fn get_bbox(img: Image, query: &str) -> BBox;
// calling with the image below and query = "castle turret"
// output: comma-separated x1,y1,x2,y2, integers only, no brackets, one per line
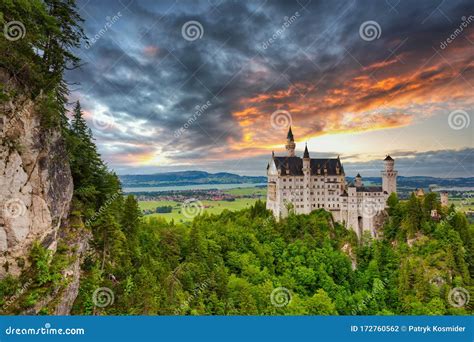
285,126,296,157
440,191,449,207
382,155,397,195
302,143,311,213
354,173,362,187
303,143,310,170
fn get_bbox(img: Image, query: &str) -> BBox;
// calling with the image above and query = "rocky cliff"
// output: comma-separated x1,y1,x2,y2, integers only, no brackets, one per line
0,70,88,314
0,70,73,277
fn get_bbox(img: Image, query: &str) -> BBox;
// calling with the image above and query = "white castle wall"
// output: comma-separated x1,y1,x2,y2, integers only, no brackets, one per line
266,153,397,239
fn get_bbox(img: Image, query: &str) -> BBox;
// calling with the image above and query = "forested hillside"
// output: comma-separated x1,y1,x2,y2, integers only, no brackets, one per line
119,171,266,188
0,0,472,316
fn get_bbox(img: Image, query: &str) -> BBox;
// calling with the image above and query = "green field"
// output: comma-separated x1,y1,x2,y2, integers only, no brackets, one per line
222,187,266,196
139,188,265,222
449,197,474,213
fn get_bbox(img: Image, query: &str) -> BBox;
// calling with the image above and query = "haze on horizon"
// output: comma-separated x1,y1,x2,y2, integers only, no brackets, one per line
67,0,473,177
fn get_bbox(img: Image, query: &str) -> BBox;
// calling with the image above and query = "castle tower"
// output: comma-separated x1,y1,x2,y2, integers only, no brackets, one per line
440,191,449,207
302,143,311,213
303,143,310,171
382,155,397,195
285,126,296,157
354,173,362,187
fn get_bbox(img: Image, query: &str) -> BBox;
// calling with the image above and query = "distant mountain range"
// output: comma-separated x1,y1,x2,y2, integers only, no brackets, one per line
348,176,474,189
119,171,473,189
119,171,267,188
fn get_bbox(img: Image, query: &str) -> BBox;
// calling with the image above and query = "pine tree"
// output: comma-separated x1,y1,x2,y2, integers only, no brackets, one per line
68,101,107,206
121,195,142,236
42,0,86,86
404,193,424,237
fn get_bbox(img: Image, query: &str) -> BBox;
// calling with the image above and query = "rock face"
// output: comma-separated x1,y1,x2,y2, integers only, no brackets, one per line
0,71,74,278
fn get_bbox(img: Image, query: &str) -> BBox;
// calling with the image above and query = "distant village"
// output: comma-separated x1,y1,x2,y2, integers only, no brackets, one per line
136,188,265,215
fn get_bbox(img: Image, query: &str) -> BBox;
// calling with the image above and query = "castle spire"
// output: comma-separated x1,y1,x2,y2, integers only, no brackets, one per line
287,126,294,141
285,126,296,157
303,143,309,159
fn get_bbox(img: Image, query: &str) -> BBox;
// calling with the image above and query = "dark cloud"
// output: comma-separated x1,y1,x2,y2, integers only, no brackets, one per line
67,0,474,175
343,148,474,178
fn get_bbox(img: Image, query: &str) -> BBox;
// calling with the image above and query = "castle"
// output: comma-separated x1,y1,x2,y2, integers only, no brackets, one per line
266,127,398,238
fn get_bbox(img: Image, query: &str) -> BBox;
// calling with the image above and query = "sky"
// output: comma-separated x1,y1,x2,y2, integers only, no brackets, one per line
67,0,474,177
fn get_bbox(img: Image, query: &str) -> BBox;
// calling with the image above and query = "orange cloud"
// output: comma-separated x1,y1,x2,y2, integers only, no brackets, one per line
228,46,473,155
